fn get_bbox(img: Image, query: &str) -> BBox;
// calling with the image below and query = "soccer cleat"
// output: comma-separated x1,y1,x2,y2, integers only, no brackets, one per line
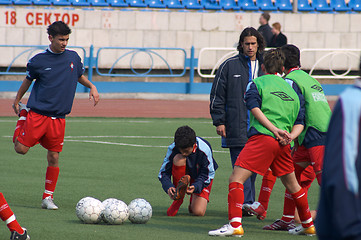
242,204,254,217
208,224,244,237
10,228,30,240
263,219,296,231
289,225,316,236
41,196,58,210
243,202,266,220
173,175,190,201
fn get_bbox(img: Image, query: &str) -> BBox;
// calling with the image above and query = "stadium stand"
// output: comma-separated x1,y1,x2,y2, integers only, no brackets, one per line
12,0,32,4
239,0,259,10
108,0,128,6
89,0,109,6
184,0,203,9
127,0,147,7
71,0,90,6
0,0,12,4
163,0,184,8
312,0,333,11
32,0,52,5
221,0,240,10
348,0,361,10
146,0,166,8
52,0,71,6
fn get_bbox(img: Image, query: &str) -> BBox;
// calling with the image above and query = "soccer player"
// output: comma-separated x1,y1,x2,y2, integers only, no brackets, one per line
210,27,265,213
12,21,99,210
246,44,331,230
158,126,218,216
0,192,30,240
208,48,315,237
316,60,361,240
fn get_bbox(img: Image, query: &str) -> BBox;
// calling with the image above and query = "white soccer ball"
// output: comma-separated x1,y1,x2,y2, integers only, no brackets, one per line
75,197,104,224
128,198,152,224
102,199,129,225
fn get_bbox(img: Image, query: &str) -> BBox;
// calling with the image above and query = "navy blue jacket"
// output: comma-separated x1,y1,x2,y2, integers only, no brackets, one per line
26,48,84,118
316,81,361,240
210,53,264,148
158,137,218,194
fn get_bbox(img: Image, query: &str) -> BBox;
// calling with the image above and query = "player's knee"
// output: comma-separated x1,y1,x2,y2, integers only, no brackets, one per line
190,206,206,216
14,143,29,155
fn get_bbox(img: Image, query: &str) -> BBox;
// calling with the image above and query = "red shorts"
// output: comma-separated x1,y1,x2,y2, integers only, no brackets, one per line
293,145,324,172
235,135,294,177
190,179,213,202
17,110,66,152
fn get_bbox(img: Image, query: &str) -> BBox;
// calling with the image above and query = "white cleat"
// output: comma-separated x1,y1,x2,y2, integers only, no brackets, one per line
289,225,316,236
42,196,58,210
208,224,244,237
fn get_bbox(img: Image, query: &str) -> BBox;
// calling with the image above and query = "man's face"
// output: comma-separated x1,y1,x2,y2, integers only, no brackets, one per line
179,144,196,157
259,16,266,25
49,34,69,53
241,36,259,61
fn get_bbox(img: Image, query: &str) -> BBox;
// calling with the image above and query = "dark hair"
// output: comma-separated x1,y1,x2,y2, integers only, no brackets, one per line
174,126,196,150
237,27,265,54
261,12,271,22
281,44,301,70
263,48,285,74
47,21,71,37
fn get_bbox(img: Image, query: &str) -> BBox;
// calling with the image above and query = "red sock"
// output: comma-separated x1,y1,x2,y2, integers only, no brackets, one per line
228,182,243,228
258,169,276,210
43,166,60,199
13,110,28,143
281,190,295,222
299,165,315,190
172,165,186,186
167,199,184,216
0,193,24,234
291,189,313,228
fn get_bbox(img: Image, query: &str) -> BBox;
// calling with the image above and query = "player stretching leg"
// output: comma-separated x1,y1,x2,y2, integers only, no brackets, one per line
12,21,99,210
208,49,315,237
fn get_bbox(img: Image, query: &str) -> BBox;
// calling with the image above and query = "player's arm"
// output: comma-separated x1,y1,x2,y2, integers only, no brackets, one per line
78,75,100,106
12,78,32,115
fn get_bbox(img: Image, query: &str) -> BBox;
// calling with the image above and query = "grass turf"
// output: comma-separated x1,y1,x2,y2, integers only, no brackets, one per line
0,117,319,239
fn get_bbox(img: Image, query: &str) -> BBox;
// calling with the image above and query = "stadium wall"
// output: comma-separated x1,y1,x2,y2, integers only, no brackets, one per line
1,6,361,70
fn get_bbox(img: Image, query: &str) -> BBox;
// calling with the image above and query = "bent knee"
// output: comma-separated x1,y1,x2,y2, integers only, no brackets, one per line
14,143,29,155
190,208,206,216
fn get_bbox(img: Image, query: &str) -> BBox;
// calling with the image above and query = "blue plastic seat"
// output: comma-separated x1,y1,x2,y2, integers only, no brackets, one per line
348,0,361,10
257,0,278,10
203,0,222,9
184,0,203,9
163,0,183,7
297,0,314,11
330,0,350,10
0,0,12,4
127,0,147,7
275,0,292,10
89,0,109,6
53,0,71,5
72,0,90,6
33,0,52,5
108,0,128,6
311,0,333,11
13,0,32,4
238,0,258,9
146,0,166,8
221,0,241,9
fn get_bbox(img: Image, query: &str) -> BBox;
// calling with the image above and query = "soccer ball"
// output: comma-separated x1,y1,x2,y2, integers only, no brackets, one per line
102,198,129,225
75,197,104,224
128,198,152,224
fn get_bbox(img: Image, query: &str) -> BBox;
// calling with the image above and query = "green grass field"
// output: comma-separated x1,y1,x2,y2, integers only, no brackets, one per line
0,117,319,239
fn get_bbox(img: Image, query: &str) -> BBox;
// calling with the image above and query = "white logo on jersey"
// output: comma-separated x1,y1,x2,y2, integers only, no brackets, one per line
45,68,51,71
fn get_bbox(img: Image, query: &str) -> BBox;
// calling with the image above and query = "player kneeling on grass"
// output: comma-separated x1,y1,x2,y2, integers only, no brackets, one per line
208,48,316,237
158,126,218,216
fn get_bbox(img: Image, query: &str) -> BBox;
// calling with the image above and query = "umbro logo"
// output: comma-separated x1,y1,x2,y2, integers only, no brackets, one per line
311,85,323,92
233,74,241,78
44,68,51,71
270,92,294,101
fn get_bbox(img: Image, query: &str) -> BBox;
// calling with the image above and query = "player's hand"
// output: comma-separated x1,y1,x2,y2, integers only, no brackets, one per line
167,187,176,199
186,185,195,195
12,102,20,115
89,86,100,106
216,125,226,137
275,129,291,146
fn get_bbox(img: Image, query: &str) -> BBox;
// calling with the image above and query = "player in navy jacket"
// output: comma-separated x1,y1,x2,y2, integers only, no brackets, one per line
316,76,361,240
158,126,218,216
11,21,99,210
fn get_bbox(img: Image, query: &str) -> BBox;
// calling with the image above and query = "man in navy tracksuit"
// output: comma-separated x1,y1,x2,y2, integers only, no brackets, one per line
316,63,361,240
158,126,218,216
210,27,265,212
